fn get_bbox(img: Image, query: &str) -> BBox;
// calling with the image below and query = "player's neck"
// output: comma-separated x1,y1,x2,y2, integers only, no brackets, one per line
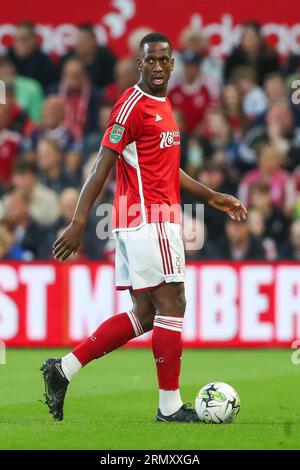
137,81,167,98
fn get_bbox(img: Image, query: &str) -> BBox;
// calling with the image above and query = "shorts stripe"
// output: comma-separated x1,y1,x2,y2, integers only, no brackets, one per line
156,223,168,275
160,223,174,274
157,223,173,275
157,223,171,274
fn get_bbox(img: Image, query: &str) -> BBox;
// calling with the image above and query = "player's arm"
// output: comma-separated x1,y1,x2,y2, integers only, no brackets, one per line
53,146,118,261
179,168,247,221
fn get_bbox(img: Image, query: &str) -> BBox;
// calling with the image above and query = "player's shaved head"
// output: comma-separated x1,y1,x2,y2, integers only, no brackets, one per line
139,32,172,57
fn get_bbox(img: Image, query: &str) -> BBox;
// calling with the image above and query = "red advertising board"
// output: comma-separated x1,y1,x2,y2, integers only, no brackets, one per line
1,261,300,348
0,0,300,57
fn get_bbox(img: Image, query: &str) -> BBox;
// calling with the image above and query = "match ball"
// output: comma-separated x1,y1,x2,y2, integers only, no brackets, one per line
195,382,240,424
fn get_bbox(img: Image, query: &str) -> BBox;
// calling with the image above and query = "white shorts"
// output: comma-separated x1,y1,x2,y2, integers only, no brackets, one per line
114,222,185,292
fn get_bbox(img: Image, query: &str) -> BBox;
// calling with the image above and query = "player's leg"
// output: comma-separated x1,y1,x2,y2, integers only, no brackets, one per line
149,281,199,422
63,289,155,374
130,289,156,332
41,290,155,420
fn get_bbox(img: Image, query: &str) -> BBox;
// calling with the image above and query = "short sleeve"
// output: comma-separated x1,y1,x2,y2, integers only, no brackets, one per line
101,94,143,155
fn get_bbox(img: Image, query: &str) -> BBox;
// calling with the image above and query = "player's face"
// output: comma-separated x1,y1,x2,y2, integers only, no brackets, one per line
137,42,174,96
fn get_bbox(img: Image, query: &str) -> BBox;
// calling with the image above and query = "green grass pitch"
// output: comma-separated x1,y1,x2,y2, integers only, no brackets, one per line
0,348,299,450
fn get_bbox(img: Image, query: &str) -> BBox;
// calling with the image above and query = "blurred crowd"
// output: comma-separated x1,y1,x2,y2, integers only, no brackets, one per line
0,20,300,262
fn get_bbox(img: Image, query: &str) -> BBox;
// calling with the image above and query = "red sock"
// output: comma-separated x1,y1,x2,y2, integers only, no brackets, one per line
152,315,184,390
73,310,143,366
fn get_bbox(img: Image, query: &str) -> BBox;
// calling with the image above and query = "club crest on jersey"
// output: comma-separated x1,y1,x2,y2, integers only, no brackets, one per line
110,124,125,143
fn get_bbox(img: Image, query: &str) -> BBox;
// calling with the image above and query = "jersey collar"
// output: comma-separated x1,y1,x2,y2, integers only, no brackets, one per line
134,84,166,102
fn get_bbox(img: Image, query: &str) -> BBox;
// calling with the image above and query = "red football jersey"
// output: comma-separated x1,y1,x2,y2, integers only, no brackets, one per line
168,79,213,133
101,84,181,231
0,129,20,186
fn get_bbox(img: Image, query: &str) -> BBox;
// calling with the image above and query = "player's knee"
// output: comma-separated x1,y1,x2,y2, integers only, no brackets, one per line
177,289,186,314
172,289,186,316
157,287,186,316
135,307,155,333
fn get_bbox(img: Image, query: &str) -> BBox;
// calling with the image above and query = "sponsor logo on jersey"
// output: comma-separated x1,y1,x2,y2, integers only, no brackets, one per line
110,124,125,143
155,114,163,121
160,130,180,148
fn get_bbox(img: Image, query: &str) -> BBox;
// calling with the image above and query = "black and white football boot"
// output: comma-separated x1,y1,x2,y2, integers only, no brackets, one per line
41,358,69,421
156,403,201,423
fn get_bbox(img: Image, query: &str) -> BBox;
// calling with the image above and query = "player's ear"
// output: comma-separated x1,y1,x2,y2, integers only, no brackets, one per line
170,58,175,72
136,58,143,72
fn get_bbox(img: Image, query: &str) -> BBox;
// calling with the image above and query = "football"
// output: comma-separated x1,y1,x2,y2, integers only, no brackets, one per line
195,382,240,424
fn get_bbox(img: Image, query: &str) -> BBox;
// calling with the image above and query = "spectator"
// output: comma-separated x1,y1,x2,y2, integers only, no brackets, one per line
4,81,32,136
0,103,21,188
221,82,250,138
0,220,29,260
64,149,82,187
48,188,110,260
182,214,220,260
36,138,77,193
168,50,215,134
249,181,290,246
259,73,300,125
224,21,279,85
238,145,296,216
247,207,278,260
49,58,101,139
202,110,240,166
24,95,77,152
0,57,44,122
5,21,57,90
82,104,112,161
169,27,222,96
11,160,60,226
263,73,289,103
183,111,239,187
184,138,205,179
232,66,269,119
2,189,47,259
219,218,266,260
247,207,266,238
103,58,139,104
59,23,116,89
282,53,300,79
280,219,300,260
238,100,300,169
182,162,231,244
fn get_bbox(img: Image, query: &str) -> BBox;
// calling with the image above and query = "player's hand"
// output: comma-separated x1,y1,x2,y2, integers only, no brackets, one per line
52,221,85,261
208,192,247,221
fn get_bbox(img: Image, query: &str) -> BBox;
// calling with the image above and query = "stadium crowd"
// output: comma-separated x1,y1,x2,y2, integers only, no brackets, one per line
0,20,300,262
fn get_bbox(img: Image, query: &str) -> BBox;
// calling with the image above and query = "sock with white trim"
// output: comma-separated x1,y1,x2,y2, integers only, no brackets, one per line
159,389,183,416
152,315,184,415
64,310,143,378
61,353,82,382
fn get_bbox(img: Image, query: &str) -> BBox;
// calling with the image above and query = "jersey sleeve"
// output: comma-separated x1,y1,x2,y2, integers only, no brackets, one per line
101,94,143,155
